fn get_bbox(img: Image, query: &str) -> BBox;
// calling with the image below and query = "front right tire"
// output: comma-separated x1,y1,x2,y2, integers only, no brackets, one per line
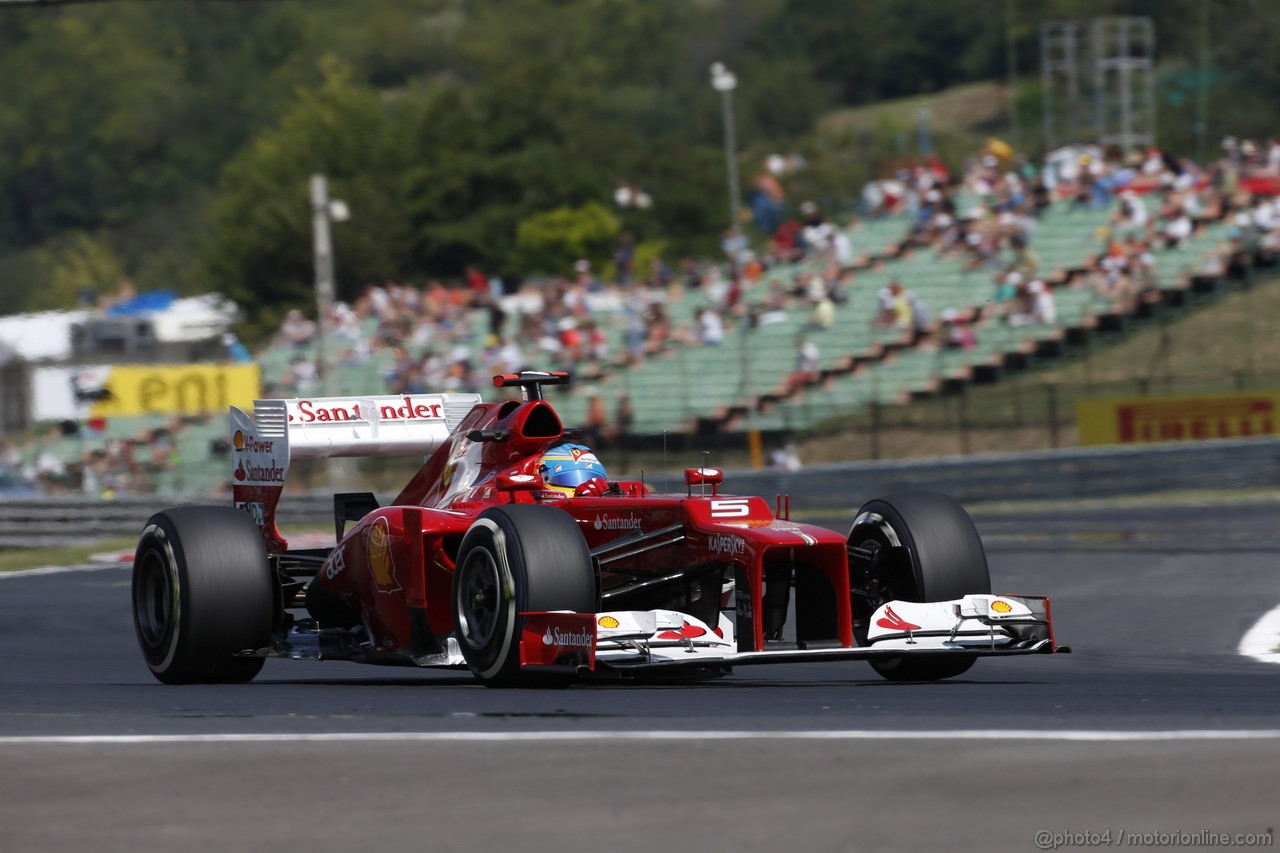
848,491,991,682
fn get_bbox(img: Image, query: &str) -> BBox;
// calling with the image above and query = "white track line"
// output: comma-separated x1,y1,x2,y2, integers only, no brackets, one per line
1239,602,1280,664
0,563,126,580
3,730,1280,746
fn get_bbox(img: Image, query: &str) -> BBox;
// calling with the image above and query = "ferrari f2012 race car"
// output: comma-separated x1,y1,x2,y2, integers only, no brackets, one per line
131,371,1064,686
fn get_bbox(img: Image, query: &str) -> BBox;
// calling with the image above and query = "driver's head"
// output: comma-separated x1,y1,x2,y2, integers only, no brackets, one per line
538,443,607,496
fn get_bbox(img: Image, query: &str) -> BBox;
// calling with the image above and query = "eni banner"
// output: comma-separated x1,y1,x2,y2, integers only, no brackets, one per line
1076,393,1280,446
91,363,261,417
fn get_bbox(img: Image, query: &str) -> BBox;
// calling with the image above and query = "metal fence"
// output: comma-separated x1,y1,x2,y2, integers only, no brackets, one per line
795,370,1280,462
729,434,1280,509
5,435,1279,549
0,493,335,550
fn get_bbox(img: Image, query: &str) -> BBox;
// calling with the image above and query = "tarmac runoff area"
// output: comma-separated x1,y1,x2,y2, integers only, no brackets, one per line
0,500,1278,851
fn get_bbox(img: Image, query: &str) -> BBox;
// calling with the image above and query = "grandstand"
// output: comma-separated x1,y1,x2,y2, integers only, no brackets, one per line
7,149,1266,496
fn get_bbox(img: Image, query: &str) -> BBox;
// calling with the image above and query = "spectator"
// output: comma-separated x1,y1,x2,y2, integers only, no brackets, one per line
221,332,252,364
874,283,898,328
584,392,609,446
769,441,801,471
613,232,635,285
278,309,316,346
941,309,976,350
696,307,724,345
889,281,916,331
787,334,820,391
1009,279,1056,326
614,393,634,439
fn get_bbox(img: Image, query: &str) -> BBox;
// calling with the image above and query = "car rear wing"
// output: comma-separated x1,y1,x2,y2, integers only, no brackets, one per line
229,393,481,552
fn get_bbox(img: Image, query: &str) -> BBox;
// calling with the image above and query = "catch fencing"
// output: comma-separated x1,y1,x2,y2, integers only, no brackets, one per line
729,434,1280,510
3,436,1279,549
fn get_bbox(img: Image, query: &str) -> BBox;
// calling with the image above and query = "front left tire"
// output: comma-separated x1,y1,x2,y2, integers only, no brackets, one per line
453,505,596,687
132,506,274,684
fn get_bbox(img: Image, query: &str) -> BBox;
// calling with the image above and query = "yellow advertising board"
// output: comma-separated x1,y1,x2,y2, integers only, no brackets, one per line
1076,392,1280,446
90,363,261,417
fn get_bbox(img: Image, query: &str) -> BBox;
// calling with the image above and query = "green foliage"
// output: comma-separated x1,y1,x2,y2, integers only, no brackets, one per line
29,232,126,312
513,202,621,276
616,239,668,284
207,57,417,337
3,0,1280,324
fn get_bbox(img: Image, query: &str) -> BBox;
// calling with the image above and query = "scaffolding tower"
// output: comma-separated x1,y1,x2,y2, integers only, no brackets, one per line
1091,16,1157,153
1040,20,1087,150
1040,16,1156,154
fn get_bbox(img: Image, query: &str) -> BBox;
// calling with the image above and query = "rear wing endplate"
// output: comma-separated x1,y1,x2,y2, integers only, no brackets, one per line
229,392,481,552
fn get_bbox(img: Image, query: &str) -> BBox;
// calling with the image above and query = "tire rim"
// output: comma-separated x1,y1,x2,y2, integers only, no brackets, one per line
849,510,902,548
135,548,173,649
849,510,910,642
456,548,502,649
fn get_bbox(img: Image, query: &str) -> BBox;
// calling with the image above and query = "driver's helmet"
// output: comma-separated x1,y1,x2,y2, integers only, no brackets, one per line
538,443,607,496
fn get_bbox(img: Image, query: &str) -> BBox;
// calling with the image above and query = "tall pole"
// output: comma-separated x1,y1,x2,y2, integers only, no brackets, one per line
720,87,741,235
310,174,337,399
1196,0,1210,161
712,62,759,466
1005,0,1019,151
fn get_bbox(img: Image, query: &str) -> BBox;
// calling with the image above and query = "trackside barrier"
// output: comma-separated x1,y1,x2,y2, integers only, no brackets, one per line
0,494,336,550
724,434,1280,509
3,435,1279,548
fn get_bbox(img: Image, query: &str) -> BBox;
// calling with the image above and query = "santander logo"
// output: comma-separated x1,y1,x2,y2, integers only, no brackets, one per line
541,625,594,648
592,513,642,532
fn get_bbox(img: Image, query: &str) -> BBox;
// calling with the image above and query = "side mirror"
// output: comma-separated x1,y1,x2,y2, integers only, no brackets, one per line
684,467,722,495
495,472,539,491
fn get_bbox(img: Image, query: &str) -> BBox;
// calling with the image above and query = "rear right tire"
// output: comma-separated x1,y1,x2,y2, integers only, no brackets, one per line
132,506,274,684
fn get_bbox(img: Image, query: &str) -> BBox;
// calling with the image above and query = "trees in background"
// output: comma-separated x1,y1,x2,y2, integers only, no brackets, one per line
1,0,1278,329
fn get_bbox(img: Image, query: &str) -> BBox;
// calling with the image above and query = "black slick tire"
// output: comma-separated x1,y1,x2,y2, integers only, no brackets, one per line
848,491,990,682
132,506,274,684
452,505,596,687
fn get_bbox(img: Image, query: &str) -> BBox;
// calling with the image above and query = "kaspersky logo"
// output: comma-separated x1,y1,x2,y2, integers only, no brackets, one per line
592,513,642,532
541,626,594,648
708,533,746,555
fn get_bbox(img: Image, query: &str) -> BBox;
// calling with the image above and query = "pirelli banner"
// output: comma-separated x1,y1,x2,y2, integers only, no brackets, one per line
1076,392,1280,446
32,363,261,421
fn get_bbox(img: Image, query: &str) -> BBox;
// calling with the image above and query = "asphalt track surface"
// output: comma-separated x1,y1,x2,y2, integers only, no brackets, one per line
2,502,1278,851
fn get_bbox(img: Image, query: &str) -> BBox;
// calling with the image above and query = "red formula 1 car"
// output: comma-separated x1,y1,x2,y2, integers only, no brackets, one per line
131,371,1064,687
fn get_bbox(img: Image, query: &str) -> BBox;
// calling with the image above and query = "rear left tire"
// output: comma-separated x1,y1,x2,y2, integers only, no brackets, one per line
132,506,274,684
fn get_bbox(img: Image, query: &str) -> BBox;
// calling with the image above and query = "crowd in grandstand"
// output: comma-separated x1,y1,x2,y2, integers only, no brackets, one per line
9,134,1280,496
0,415,216,498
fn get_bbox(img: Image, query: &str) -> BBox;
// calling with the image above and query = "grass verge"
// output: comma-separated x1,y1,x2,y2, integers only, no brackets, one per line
0,537,138,574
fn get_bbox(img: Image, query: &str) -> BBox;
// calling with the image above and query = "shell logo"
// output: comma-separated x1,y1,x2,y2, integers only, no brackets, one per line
598,616,620,629
233,430,245,451
991,600,1013,613
367,517,400,593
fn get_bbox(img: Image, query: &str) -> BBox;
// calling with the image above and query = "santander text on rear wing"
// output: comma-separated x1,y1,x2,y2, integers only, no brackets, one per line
229,392,481,551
